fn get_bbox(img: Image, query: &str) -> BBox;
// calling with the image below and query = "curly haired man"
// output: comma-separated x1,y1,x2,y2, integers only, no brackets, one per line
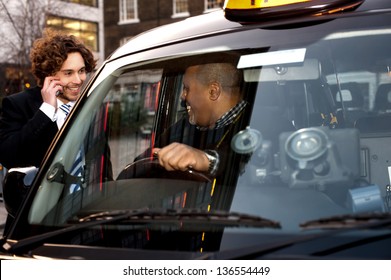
0,29,97,169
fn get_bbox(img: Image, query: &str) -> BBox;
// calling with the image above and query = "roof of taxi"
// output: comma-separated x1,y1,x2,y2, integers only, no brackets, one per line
108,0,391,61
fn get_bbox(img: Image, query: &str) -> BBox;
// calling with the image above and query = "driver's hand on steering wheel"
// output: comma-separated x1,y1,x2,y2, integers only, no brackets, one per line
153,142,209,172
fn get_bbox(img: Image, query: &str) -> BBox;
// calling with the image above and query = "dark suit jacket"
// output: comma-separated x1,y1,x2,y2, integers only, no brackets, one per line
0,86,58,169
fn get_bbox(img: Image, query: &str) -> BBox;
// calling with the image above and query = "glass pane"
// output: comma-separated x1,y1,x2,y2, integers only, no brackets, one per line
206,0,223,10
120,0,136,21
46,16,98,52
126,0,135,19
175,0,188,14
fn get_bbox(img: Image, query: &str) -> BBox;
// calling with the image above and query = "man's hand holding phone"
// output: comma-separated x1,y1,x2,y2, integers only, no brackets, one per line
41,76,63,107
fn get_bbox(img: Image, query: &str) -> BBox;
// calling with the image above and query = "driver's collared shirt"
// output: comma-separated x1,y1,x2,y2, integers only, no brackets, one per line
196,100,248,175
196,100,247,131
214,100,247,130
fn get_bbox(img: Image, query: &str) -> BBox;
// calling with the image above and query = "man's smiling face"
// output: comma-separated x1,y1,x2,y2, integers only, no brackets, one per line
55,52,87,103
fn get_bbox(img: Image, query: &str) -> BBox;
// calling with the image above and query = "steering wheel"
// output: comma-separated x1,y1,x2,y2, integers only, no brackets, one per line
116,158,211,182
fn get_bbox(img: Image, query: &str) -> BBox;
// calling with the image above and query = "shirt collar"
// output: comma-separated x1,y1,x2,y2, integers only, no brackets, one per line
197,100,247,130
57,100,75,108
214,100,247,129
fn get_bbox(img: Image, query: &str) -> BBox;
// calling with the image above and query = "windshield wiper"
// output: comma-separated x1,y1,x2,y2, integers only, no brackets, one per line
77,208,281,228
199,213,391,260
200,213,391,260
3,208,280,255
2,208,150,255
300,212,391,230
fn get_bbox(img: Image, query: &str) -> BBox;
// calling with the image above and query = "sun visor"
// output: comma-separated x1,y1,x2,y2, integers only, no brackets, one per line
243,59,320,82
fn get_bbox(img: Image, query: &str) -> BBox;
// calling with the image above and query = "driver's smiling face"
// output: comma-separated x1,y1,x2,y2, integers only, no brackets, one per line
181,65,214,128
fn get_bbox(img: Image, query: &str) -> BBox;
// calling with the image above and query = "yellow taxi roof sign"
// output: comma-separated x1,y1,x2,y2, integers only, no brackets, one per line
224,0,364,23
224,0,310,10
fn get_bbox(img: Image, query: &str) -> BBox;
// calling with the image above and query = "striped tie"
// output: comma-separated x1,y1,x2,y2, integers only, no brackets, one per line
59,103,83,193
59,104,71,116
70,145,84,193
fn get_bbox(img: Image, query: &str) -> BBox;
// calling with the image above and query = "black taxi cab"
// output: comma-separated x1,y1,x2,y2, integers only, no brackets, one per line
1,0,391,259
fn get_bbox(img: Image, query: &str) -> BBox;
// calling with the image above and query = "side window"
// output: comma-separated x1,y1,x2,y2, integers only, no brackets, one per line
103,70,162,178
29,68,163,224
106,58,255,212
31,56,256,224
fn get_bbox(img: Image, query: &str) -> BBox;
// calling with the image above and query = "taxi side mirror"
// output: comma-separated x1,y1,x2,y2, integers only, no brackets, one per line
3,166,38,219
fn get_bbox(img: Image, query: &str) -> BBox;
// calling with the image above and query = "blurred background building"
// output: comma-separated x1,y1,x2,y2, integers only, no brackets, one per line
0,0,104,98
104,0,223,59
0,0,223,199
0,0,223,99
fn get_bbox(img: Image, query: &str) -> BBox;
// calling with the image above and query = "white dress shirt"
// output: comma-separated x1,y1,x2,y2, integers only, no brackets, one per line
40,100,75,129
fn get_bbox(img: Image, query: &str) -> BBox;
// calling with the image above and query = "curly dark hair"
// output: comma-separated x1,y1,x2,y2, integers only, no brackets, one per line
30,28,97,86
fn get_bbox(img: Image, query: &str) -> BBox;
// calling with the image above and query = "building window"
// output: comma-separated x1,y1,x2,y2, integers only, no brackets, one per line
61,0,98,7
46,16,99,52
120,36,133,47
119,0,139,23
173,0,189,18
205,0,224,10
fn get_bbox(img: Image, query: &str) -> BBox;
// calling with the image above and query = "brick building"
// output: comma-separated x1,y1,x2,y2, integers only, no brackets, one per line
103,0,224,59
